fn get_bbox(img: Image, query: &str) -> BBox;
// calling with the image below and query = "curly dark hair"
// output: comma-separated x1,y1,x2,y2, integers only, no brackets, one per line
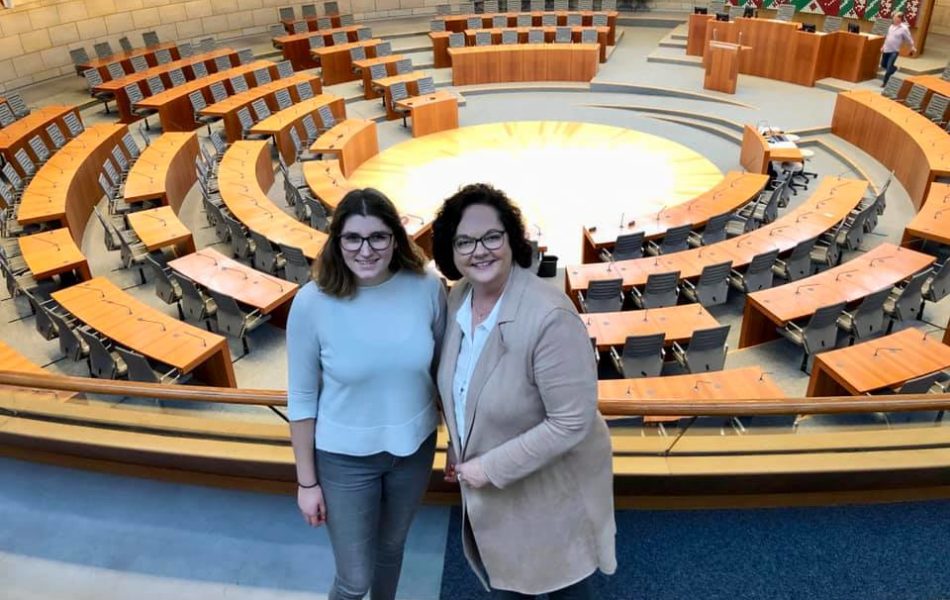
317,188,425,298
431,183,533,281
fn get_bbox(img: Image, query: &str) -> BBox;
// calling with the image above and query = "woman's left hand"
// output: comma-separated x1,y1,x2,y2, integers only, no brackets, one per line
456,457,490,488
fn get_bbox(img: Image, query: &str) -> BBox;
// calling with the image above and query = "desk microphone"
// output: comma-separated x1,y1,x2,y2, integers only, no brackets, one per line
795,211,814,223
29,236,61,250
873,346,901,357
933,207,950,220
758,371,774,382
834,269,857,282
175,329,208,347
692,379,714,392
77,284,106,298
829,182,849,195
769,225,791,236
867,255,893,267
606,253,616,273
795,283,820,295
655,205,668,224
136,316,167,331
254,276,286,292
141,212,167,226
102,298,133,314
194,252,220,266
619,212,625,229
221,265,249,279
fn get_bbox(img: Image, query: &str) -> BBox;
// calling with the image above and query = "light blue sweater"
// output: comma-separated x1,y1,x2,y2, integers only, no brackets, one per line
286,269,446,457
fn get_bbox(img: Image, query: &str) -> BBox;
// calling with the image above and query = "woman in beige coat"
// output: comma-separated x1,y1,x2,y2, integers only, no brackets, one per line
431,183,616,599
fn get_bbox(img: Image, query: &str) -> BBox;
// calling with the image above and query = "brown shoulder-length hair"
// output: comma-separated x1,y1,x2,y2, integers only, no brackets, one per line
431,183,534,281
316,188,425,298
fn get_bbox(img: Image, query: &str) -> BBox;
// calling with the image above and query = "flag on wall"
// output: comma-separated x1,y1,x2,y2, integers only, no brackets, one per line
731,0,918,26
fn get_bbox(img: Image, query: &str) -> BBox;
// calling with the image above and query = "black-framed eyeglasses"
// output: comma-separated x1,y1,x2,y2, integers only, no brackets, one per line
453,229,506,255
339,231,393,252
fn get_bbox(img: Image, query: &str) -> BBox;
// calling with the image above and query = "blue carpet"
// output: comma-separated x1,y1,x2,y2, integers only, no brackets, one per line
440,501,950,599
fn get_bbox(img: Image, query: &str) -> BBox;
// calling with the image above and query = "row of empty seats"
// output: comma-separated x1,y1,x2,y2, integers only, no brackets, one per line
69,31,164,70
435,0,617,13
0,94,32,128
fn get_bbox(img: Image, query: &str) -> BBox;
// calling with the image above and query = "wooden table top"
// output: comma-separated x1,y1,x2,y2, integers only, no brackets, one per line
747,243,935,326
274,24,362,45
567,177,868,292
460,24,609,36
448,42,600,56
126,206,193,252
352,54,406,70
905,74,950,98
584,304,719,348
78,42,178,71
52,277,226,373
0,340,76,400
18,228,88,280
94,48,235,93
310,118,375,153
199,73,320,117
168,248,298,314
903,182,950,246
812,327,950,395
598,366,785,405
218,140,327,259
16,123,127,227
136,60,276,109
583,171,769,247
0,105,77,152
370,71,428,89
249,94,344,134
311,38,381,57
301,159,353,211
124,132,198,204
394,90,458,110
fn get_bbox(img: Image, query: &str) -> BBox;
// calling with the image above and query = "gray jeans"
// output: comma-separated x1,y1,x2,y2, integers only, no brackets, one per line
318,432,436,600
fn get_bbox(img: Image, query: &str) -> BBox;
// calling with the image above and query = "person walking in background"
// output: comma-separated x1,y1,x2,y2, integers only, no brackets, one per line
881,12,917,87
286,188,446,600
431,183,616,599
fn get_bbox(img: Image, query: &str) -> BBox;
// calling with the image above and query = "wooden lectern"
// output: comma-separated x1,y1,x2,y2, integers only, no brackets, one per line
704,41,750,94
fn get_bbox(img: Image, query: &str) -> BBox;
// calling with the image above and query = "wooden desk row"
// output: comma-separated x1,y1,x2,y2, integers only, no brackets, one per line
309,119,379,178
16,123,129,245
897,75,950,123
436,11,618,45
275,25,366,70
17,227,91,282
689,15,883,86
395,91,461,138
77,42,180,81
168,248,298,328
311,38,383,85
127,206,196,256
808,327,950,397
832,90,950,211
739,125,803,175
739,243,935,348
0,105,81,180
199,73,323,143
302,159,353,211
448,43,599,85
123,132,200,213
249,94,346,165
581,171,770,263
566,177,868,299
0,340,76,401
371,72,429,120
585,304,719,348
280,13,347,33
52,278,236,388
430,26,609,68
218,140,328,260
95,48,240,125
901,182,950,248
135,60,278,133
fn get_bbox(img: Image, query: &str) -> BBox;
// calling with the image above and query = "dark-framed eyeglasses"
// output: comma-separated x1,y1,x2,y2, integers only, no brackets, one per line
453,229,506,255
339,231,393,252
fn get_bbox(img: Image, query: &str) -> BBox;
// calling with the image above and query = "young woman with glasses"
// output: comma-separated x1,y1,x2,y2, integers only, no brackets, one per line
431,183,616,599
286,188,446,600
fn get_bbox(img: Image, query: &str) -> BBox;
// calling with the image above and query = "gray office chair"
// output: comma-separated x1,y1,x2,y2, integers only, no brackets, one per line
145,255,184,318
279,244,313,284
143,31,161,47
130,55,149,73
900,83,927,112
671,325,730,373
646,223,692,256
609,333,666,379
772,236,817,282
578,278,623,313
24,291,60,341
223,214,256,260
601,232,644,262
274,88,293,110
922,261,950,304
189,91,220,135
47,311,89,362
475,31,492,45
449,32,466,47
517,14,533,26
554,27,572,43
884,269,929,330
924,95,948,126
250,231,287,275
681,261,732,307
881,76,904,101
778,301,845,373
296,80,315,101
78,329,128,379
115,347,189,384
836,287,891,344
84,69,114,113
729,249,779,293
207,289,270,355
171,272,217,329
215,55,234,72
94,41,114,59
630,271,680,309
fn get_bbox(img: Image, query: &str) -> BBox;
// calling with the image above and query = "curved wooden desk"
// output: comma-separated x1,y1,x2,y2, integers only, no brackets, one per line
52,278,235,387
134,60,277,132
566,177,868,299
249,94,346,165
200,74,322,143
16,123,128,245
901,182,950,248
123,132,199,212
585,304,719,348
353,55,407,100
311,39,382,85
77,42,180,80
581,171,769,263
0,105,81,179
808,327,950,397
0,341,76,400
739,125,803,175
448,43,599,85
394,91,460,138
276,25,364,70
897,75,950,123
126,206,196,256
94,48,239,124
310,119,379,177
168,248,298,328
437,11,618,44
431,26,609,66
218,140,328,260
739,243,935,348
18,228,92,282
302,159,353,210
832,90,950,210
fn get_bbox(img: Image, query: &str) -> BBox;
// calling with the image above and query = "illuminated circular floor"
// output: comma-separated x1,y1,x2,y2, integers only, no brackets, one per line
349,121,723,263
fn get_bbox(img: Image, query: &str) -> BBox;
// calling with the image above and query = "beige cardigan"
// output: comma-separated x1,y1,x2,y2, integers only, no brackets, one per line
437,266,616,594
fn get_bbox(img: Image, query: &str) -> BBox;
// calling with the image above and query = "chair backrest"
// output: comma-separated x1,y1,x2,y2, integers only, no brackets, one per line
484,0,500,11
781,236,817,282
376,41,392,56
340,13,354,25
254,67,272,86
502,30,518,44
224,215,254,258
78,329,122,379
115,347,163,383
84,68,104,91
554,0,569,9
14,148,35,177
192,61,209,79
102,158,121,186
117,36,133,53
146,76,165,95
230,74,249,93
896,372,947,394
528,29,544,43
822,15,842,33
302,3,318,17
275,88,293,110
449,32,466,47
517,14,532,27
279,244,312,284
47,311,85,361
93,205,122,251
189,90,208,113
924,94,948,122
279,6,296,20
578,0,593,9
942,62,950,81
658,223,692,254
871,17,890,36
850,287,892,339
350,45,367,61
882,76,903,100
682,325,730,373
390,80,409,104
206,288,248,337
209,81,229,103
251,98,271,121
742,249,779,291
776,3,795,21
584,278,623,313
694,260,732,307
301,114,320,142
395,57,413,73
305,195,330,231
45,122,68,150
437,4,452,14
70,47,90,66
924,260,950,303
581,28,598,43
107,62,126,80
640,271,680,309
215,55,233,72
619,333,665,378
905,84,927,111
271,23,288,38
368,63,388,81
318,104,337,129
28,136,50,163
567,13,582,25
98,172,115,198
417,76,437,95
467,16,482,28
94,41,114,59
332,31,348,45
296,80,315,100
317,17,333,29
3,161,23,191
200,37,216,52
554,26,572,43
891,269,929,321
611,232,644,261
169,271,209,321
111,145,129,172
493,15,508,27
475,31,492,45
169,68,186,87
292,20,308,34
542,13,557,26
130,55,149,73
63,112,84,138
728,4,744,19
143,31,160,46
801,301,846,353
309,34,326,49
155,48,172,65
178,42,194,58
0,103,13,128
325,1,341,14
237,48,255,65
237,106,255,131
357,27,372,41
530,0,544,10
592,13,608,26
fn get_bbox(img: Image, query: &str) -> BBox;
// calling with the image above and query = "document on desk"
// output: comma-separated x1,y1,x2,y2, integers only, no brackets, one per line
768,140,797,149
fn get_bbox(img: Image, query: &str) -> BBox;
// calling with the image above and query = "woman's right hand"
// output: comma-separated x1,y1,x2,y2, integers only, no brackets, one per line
298,485,327,527
444,443,459,483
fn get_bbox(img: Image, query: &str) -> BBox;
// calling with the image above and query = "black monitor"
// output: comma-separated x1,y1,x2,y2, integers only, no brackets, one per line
847,23,860,33
715,11,729,21
694,6,708,14
742,5,754,18
802,23,816,33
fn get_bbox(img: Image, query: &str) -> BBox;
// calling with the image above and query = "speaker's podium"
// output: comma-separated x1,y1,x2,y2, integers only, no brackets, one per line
703,41,750,94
